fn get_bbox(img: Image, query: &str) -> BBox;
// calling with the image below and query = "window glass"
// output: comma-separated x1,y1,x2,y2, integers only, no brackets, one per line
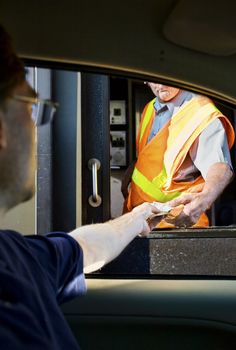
7,63,236,276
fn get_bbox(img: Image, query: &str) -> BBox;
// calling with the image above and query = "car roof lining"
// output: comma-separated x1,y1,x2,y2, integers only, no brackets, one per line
163,0,236,56
2,0,236,100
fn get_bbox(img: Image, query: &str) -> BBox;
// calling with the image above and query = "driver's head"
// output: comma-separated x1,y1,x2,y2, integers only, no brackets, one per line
0,24,36,212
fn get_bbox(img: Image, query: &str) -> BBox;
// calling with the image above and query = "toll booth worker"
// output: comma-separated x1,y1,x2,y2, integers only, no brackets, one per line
122,83,235,228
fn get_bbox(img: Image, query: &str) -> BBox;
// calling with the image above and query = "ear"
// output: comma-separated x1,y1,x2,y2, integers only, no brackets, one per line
0,114,7,150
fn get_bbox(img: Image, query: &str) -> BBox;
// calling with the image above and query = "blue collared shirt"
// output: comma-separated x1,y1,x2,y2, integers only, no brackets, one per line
148,90,193,142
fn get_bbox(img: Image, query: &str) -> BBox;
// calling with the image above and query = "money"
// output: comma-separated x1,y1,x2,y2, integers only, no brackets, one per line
151,202,172,216
148,202,184,220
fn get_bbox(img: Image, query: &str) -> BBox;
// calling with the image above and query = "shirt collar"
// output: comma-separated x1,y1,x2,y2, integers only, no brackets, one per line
153,90,193,114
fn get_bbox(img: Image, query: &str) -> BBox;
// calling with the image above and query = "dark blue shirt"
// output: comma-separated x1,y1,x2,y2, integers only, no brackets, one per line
0,230,86,349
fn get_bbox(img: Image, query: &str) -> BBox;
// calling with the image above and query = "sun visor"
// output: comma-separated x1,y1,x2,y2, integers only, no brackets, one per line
163,0,236,56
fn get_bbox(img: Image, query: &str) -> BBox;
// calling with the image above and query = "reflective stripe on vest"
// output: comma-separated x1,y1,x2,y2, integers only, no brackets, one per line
139,98,156,143
132,166,181,202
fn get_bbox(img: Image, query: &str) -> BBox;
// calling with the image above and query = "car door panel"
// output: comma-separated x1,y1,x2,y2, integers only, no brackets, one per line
62,278,236,349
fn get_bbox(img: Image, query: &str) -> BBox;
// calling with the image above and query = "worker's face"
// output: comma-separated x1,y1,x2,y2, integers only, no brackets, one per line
0,80,36,210
147,83,180,102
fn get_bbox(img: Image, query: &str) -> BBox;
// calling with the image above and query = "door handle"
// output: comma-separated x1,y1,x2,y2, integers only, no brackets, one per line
88,158,102,207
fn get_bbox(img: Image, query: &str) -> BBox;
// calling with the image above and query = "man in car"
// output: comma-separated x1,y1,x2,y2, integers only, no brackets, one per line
122,82,235,228
0,25,160,349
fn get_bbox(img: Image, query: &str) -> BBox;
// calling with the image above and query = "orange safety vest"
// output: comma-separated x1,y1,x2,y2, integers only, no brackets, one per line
125,95,235,227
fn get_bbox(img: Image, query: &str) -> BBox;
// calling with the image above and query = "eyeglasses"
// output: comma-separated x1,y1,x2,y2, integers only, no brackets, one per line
12,95,59,126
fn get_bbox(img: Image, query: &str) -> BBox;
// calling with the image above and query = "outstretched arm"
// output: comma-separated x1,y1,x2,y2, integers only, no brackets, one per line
69,202,159,273
167,162,233,227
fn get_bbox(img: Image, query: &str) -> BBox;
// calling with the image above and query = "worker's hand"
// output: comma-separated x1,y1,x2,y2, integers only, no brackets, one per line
167,192,210,227
131,202,162,235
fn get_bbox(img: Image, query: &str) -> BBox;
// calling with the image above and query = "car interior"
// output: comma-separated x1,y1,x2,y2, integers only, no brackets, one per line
1,0,236,349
